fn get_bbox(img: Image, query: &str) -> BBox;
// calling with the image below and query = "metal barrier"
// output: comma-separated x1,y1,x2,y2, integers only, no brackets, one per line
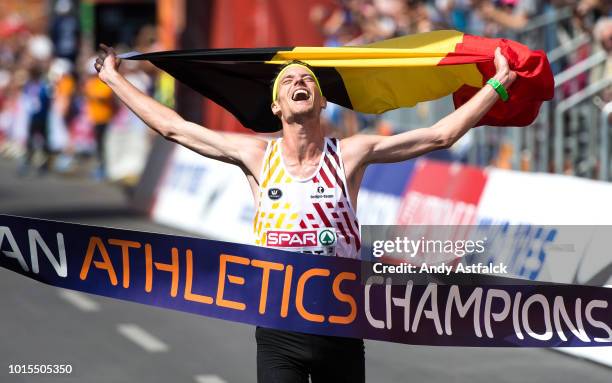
553,50,608,89
385,6,609,183
554,77,612,174
600,102,612,181
519,7,572,36
515,6,572,51
512,50,608,174
532,51,607,172
547,34,590,65
469,6,578,171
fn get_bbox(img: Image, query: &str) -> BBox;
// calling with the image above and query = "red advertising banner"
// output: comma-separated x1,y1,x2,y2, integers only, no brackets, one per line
396,160,488,225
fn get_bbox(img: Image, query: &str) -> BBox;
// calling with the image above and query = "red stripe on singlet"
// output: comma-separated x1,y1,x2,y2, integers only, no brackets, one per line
335,221,351,245
313,202,333,227
342,211,361,250
323,156,348,200
317,165,333,188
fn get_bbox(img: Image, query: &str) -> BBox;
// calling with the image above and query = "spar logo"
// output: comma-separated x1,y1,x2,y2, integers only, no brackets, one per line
267,231,318,247
319,229,336,246
266,229,337,248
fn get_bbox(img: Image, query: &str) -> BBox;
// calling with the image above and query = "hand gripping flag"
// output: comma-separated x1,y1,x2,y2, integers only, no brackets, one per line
124,30,554,133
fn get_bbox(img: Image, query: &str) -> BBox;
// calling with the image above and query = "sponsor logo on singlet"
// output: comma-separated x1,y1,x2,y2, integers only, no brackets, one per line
268,188,282,200
310,185,333,200
318,229,336,246
266,228,337,249
266,230,317,247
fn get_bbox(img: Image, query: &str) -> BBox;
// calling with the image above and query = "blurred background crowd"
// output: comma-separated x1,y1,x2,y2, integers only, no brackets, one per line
0,0,610,186
0,0,161,186
309,0,611,177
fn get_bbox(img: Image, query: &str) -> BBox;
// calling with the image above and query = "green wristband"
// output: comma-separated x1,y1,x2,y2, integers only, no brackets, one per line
486,78,509,102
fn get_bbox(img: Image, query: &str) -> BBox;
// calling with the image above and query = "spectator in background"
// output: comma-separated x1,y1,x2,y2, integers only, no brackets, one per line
20,64,52,175
477,0,541,31
477,0,544,48
50,0,79,64
47,58,76,155
83,58,114,180
592,17,612,103
436,0,471,31
0,69,10,135
310,0,369,46
593,17,612,52
436,0,495,35
577,0,612,19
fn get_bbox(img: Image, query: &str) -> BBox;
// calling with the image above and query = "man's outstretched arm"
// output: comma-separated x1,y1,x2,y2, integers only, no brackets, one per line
341,47,517,168
94,45,267,170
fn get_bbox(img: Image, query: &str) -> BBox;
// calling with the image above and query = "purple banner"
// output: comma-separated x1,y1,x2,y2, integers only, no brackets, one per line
0,214,610,347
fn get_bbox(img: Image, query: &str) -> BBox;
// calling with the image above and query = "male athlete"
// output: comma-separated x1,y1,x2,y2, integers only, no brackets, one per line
95,44,515,383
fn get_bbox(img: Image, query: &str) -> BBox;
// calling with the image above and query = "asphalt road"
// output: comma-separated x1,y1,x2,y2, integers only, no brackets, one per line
0,159,610,383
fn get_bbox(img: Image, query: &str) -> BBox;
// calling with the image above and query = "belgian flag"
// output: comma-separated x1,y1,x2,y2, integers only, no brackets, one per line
125,30,553,133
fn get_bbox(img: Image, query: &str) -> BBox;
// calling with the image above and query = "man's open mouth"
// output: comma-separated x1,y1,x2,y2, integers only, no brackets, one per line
292,89,310,101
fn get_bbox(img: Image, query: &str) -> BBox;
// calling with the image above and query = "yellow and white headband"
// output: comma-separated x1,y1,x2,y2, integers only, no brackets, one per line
272,63,323,102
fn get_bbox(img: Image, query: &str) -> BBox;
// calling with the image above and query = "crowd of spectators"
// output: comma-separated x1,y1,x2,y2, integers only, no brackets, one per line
0,0,610,181
309,0,611,138
0,4,158,184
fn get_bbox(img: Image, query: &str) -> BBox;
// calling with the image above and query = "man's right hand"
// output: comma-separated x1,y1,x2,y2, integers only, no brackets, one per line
94,44,121,84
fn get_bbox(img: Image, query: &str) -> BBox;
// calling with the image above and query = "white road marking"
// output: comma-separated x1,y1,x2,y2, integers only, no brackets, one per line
58,290,100,312
194,375,227,383
117,324,169,352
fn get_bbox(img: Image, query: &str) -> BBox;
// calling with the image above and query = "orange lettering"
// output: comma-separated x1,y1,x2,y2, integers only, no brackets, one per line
80,237,117,286
108,238,141,288
144,244,153,292
184,249,213,304
329,272,357,324
281,265,293,318
216,254,249,311
251,259,284,314
296,268,330,323
154,247,180,297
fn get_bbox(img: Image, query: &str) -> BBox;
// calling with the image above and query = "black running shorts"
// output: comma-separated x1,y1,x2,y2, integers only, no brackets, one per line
256,326,365,383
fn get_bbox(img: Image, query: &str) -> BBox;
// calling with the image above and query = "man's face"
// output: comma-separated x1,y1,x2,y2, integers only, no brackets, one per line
271,65,326,123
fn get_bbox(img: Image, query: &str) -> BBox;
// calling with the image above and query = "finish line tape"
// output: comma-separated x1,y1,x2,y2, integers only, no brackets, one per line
0,214,610,347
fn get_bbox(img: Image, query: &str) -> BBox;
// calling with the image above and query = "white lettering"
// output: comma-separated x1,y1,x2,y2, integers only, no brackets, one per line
411,284,443,335
585,300,612,343
522,294,553,341
484,289,511,338
445,285,483,337
365,276,385,329
28,230,67,277
0,226,28,272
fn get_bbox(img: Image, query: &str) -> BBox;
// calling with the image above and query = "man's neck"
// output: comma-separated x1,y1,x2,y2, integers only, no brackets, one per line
281,120,325,164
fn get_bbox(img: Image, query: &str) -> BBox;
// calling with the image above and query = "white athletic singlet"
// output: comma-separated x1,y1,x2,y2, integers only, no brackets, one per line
253,137,361,259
